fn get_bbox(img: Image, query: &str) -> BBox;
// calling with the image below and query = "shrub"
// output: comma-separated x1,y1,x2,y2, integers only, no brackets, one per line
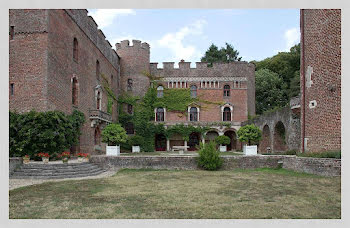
9,110,85,157
101,123,127,146
285,150,298,155
215,135,230,145
237,124,262,145
128,135,144,146
297,151,341,159
197,141,223,171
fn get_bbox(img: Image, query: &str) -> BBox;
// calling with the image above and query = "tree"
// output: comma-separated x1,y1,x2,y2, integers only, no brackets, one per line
237,124,262,146
215,135,230,146
255,69,288,114
101,123,127,146
201,43,242,65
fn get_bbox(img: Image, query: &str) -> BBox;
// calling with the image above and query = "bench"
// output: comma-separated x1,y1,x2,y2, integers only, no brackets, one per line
172,146,189,155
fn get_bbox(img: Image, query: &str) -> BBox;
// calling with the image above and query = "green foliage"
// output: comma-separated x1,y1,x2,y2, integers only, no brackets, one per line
201,43,242,66
252,43,300,113
107,97,113,115
101,123,127,146
156,88,193,112
255,69,288,114
215,135,230,145
128,135,144,146
166,124,209,142
196,142,223,171
237,124,262,146
298,151,341,159
9,110,85,157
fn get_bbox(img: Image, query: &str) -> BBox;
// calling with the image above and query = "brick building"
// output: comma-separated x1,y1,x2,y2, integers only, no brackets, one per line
300,9,341,153
9,9,255,154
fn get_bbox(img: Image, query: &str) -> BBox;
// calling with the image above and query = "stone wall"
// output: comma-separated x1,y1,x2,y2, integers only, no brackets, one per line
244,106,301,153
90,155,340,176
9,157,23,176
301,9,341,152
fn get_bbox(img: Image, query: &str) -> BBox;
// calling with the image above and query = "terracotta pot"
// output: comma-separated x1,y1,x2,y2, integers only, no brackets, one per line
23,158,30,164
62,157,69,163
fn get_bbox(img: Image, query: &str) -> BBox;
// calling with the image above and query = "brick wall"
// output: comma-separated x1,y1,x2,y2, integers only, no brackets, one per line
301,9,341,152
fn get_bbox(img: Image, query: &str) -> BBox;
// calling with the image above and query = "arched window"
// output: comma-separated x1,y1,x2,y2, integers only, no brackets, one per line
224,85,230,97
190,85,197,98
190,107,198,122
156,107,165,122
127,104,133,114
157,86,164,98
72,77,78,105
96,60,100,81
73,38,78,62
223,107,231,121
96,91,101,110
94,127,100,145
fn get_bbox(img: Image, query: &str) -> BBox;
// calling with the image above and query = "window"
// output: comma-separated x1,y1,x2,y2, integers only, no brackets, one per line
190,85,197,98
127,104,133,114
189,107,198,122
72,77,78,105
96,60,100,81
127,79,133,91
125,122,134,134
223,107,231,121
157,86,164,98
96,91,101,110
236,81,239,88
10,83,14,96
9,26,14,40
156,108,164,122
73,38,78,62
224,85,230,97
94,127,101,145
111,74,114,88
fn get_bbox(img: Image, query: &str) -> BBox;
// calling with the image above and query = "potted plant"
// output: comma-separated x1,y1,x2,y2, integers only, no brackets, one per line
61,151,70,163
237,124,262,156
129,135,144,153
102,123,127,156
215,135,231,152
77,153,89,162
37,152,50,163
23,155,30,164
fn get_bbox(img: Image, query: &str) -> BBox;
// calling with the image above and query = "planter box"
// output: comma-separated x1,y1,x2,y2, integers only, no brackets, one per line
42,157,49,164
132,146,140,153
219,145,227,152
106,145,120,156
243,145,258,156
78,157,84,162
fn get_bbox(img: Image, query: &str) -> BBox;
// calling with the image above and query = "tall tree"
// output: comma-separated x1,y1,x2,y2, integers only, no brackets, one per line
201,43,242,65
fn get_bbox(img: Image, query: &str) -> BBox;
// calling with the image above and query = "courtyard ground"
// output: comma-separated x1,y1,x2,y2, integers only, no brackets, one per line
9,168,340,219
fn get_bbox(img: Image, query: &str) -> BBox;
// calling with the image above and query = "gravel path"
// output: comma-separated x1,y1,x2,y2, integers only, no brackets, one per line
9,169,119,191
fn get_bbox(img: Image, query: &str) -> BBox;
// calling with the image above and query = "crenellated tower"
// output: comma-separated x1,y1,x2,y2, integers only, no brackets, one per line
116,40,151,97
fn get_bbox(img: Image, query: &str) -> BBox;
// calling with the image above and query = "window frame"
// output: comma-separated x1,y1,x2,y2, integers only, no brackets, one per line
189,107,198,122
223,85,230,97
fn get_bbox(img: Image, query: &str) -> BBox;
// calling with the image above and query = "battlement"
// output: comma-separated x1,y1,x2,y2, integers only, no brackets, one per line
116,39,150,51
64,9,119,69
150,60,255,71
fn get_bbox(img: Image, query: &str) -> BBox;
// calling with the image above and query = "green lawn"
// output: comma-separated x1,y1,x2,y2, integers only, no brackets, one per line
9,168,341,219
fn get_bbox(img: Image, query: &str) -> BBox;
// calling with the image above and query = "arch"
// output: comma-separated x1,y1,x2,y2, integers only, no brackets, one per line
259,124,271,153
188,132,200,151
156,107,165,122
223,84,230,97
190,85,197,98
157,85,164,98
71,76,78,105
273,121,287,152
224,130,237,151
96,60,100,81
205,130,219,144
73,38,78,62
155,133,166,151
189,107,198,121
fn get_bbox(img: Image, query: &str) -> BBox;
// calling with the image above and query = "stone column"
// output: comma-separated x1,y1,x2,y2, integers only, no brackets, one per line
167,139,170,151
184,140,188,151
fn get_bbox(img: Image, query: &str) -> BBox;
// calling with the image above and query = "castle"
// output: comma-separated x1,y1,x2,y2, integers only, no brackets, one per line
9,9,255,155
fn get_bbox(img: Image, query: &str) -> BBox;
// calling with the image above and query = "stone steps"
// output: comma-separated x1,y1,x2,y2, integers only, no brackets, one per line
10,162,106,179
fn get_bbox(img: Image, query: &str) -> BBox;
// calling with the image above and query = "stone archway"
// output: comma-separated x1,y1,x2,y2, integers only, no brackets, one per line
259,125,271,153
205,130,219,144
224,130,237,151
188,132,201,151
273,121,288,152
155,134,166,151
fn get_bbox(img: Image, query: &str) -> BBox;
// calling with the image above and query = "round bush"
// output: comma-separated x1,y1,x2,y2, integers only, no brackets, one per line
215,135,230,145
101,123,127,146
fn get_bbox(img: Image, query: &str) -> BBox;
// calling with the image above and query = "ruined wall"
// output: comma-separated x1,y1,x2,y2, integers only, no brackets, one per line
301,9,341,153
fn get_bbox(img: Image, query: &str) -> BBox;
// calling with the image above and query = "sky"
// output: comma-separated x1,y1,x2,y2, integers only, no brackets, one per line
88,9,300,67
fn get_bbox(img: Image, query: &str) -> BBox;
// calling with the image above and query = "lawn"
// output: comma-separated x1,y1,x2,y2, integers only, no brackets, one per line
9,168,341,219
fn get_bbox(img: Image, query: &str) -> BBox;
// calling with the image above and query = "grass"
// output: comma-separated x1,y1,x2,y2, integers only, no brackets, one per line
9,168,340,219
